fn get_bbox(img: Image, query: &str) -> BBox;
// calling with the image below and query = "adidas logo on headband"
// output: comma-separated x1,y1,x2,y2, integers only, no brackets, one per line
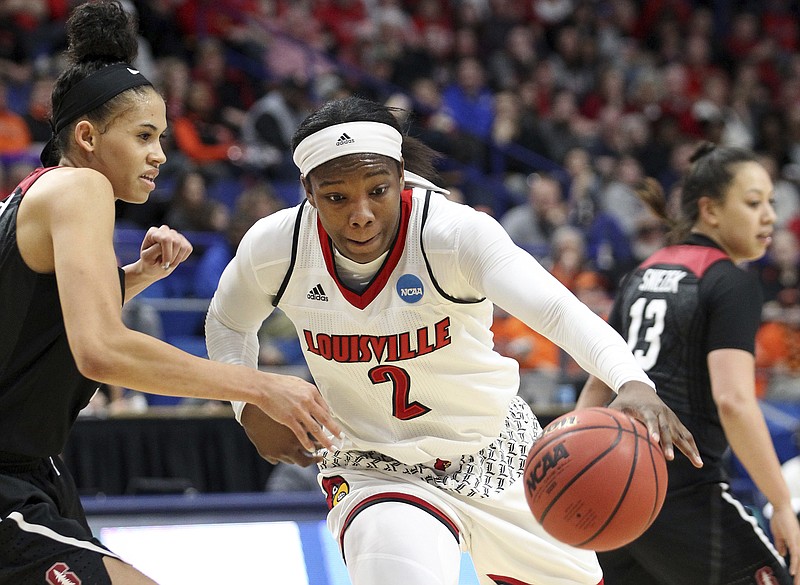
293,121,403,175
336,133,355,146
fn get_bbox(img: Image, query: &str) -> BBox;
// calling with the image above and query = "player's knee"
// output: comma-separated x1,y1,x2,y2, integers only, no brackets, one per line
343,502,461,585
343,500,460,558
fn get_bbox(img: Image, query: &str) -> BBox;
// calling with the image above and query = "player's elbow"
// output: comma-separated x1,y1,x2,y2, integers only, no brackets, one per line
714,390,752,420
69,328,129,381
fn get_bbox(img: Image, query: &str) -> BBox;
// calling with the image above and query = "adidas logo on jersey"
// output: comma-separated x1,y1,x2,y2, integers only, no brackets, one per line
307,284,329,301
336,133,355,146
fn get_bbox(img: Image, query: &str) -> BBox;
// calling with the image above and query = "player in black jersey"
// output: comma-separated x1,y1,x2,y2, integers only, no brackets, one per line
0,2,339,584
577,143,800,585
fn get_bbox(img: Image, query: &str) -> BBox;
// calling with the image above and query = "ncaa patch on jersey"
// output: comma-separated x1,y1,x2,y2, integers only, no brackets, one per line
396,274,424,303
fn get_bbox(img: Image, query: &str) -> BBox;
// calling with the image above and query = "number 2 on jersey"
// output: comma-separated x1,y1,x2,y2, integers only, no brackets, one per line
369,364,431,420
626,297,667,370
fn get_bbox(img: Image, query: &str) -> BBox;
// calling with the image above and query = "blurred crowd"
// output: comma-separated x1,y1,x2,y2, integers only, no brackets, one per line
3,0,800,409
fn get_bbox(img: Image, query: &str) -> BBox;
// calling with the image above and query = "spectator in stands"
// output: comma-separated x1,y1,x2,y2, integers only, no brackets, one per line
22,75,54,147
537,87,589,164
4,156,36,194
754,228,800,307
659,138,699,196
155,56,190,122
235,181,286,220
580,65,628,120
598,154,649,237
409,0,454,44
190,36,255,133
133,0,190,60
441,56,495,158
759,153,800,230
573,269,612,320
500,172,567,258
194,203,302,368
564,145,602,218
261,1,333,82
546,225,592,292
240,77,314,181
0,80,31,154
165,168,229,234
630,214,668,264
193,211,254,301
549,22,597,99
658,62,699,138
487,23,538,92
406,77,459,161
0,2,34,85
563,146,634,290
755,109,793,170
313,0,370,63
171,79,240,179
757,287,800,400
193,184,284,300
490,305,560,405
490,90,546,179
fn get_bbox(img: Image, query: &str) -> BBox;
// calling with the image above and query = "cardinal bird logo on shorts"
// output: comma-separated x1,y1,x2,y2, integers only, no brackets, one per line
322,476,349,509
46,562,82,585
434,458,451,471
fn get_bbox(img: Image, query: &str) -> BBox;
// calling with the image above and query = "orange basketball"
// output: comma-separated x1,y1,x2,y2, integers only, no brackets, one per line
523,407,667,551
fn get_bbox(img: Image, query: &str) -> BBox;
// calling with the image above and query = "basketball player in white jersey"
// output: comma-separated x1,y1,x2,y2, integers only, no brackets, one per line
205,96,702,585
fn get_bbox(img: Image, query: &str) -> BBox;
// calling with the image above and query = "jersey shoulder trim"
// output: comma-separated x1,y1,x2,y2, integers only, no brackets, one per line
1,167,59,203
420,190,484,305
272,201,307,307
640,244,728,277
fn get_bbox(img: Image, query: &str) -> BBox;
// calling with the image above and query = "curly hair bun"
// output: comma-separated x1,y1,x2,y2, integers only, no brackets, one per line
66,0,138,66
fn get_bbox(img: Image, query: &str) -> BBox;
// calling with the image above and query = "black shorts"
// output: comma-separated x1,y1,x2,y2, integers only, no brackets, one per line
0,454,116,585
598,482,791,585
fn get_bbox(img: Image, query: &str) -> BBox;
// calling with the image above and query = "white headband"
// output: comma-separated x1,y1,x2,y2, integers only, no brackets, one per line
292,121,403,176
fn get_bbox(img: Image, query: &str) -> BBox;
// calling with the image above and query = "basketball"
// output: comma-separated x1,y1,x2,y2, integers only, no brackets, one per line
523,406,667,551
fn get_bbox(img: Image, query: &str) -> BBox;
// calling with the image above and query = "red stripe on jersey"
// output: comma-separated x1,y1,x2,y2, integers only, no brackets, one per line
339,490,459,562
1,167,59,202
318,189,413,310
640,245,728,277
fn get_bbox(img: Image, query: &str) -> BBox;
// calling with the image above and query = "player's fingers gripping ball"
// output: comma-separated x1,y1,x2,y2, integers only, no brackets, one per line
523,407,668,551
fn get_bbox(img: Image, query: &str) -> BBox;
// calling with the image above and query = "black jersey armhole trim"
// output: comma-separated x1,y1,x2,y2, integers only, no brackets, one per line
420,190,485,305
272,201,306,307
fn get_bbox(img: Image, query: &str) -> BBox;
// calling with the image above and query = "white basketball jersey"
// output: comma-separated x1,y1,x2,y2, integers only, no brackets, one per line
275,188,519,465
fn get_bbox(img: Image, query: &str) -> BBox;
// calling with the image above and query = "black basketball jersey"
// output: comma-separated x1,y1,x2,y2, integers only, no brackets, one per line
609,234,763,488
0,168,117,458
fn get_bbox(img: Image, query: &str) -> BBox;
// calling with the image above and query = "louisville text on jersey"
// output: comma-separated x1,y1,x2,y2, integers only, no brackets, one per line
304,317,451,363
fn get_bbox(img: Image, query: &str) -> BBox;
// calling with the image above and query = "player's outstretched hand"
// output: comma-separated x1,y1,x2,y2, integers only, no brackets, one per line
770,503,800,584
138,224,193,277
250,371,342,454
610,381,703,469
